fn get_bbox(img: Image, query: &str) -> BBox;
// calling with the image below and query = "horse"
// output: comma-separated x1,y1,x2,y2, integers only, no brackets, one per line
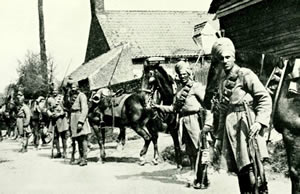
204,51,300,194
272,58,300,194
1,95,18,139
92,63,179,166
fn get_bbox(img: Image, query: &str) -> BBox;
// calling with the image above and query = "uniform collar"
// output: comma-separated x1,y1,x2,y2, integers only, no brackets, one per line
226,64,240,81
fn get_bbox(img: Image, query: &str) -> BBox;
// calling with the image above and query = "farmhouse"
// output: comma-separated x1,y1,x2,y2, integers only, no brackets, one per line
209,0,300,58
68,0,216,91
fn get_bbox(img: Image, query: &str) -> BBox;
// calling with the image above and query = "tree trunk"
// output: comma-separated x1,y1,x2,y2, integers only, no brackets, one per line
38,0,48,86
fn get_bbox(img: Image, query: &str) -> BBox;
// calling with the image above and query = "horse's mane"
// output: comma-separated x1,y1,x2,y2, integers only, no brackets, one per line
154,66,174,105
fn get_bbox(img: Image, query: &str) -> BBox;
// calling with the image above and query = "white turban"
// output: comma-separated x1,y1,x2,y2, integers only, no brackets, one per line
211,37,236,60
175,61,192,75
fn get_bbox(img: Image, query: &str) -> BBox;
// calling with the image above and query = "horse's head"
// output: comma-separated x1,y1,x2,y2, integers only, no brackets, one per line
91,88,114,110
142,64,175,105
204,60,225,110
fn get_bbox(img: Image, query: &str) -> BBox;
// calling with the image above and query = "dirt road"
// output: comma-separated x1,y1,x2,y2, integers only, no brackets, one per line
0,132,291,194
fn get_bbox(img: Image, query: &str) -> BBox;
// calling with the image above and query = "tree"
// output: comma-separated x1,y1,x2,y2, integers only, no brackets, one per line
17,51,55,99
38,0,48,85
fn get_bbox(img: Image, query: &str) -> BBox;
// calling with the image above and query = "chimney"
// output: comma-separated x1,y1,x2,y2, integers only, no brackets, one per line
90,0,105,15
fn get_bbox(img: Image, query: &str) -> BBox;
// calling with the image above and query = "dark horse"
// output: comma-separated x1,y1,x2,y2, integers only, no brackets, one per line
1,95,18,139
204,51,300,194
273,58,300,194
94,64,180,166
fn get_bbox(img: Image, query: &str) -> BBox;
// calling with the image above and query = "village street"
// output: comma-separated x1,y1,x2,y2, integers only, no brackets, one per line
0,131,291,194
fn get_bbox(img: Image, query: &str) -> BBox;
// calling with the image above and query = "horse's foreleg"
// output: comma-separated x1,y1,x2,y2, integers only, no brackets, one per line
117,127,126,151
282,128,300,194
93,125,105,163
134,126,151,165
151,134,159,165
146,122,160,165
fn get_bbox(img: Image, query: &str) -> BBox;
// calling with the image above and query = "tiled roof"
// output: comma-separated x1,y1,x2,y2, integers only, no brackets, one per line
95,10,214,58
69,44,137,90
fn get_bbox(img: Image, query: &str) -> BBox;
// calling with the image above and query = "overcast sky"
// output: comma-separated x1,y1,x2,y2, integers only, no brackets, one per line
0,0,212,93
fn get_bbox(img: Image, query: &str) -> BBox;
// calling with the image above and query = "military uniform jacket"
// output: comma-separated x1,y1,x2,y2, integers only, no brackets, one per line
70,92,91,137
16,103,31,134
47,95,69,133
217,65,272,172
158,80,213,150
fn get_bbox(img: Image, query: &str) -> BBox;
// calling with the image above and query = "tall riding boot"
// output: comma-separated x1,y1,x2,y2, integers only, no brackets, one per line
24,135,29,152
70,138,77,165
238,165,256,194
13,126,19,140
53,136,62,158
36,128,42,149
101,127,106,147
62,137,67,158
20,135,28,153
79,136,88,166
77,137,84,164
19,136,26,153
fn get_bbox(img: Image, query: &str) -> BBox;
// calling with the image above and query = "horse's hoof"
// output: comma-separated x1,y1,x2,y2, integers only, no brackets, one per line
139,157,146,166
177,165,183,171
116,143,124,151
139,161,146,166
100,150,106,158
152,158,159,165
97,158,105,164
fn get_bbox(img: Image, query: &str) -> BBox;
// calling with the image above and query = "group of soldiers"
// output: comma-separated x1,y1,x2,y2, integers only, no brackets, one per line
0,37,272,194
1,79,92,166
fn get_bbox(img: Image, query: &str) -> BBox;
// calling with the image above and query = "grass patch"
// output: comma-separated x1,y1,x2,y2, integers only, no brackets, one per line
161,140,289,177
267,140,289,177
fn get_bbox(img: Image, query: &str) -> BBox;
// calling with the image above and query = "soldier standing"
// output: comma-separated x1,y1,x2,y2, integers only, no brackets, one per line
31,96,45,149
212,37,272,194
153,61,213,189
69,81,91,166
47,87,69,158
16,90,31,153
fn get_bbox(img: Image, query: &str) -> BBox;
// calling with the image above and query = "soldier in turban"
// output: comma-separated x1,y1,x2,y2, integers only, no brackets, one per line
153,60,213,189
46,84,69,158
69,81,91,166
212,38,271,194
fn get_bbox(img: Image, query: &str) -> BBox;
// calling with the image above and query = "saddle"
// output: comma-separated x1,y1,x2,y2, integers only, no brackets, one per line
104,94,131,117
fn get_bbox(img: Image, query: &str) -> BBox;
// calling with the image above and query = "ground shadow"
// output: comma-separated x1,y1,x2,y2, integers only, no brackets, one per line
116,168,186,185
103,156,140,163
0,159,12,164
104,145,118,149
53,156,140,165
37,152,52,158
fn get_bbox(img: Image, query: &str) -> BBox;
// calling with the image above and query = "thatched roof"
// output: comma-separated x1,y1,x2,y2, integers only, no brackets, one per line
93,8,214,58
69,44,137,91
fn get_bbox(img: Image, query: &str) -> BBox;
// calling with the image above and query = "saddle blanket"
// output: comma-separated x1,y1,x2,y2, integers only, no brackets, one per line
104,94,131,117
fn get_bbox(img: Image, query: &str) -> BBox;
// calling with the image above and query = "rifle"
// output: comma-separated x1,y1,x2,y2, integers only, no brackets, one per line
193,130,210,189
243,101,268,194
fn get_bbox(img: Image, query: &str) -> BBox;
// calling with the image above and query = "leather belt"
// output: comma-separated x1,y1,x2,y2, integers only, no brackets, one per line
179,110,200,117
229,104,252,112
